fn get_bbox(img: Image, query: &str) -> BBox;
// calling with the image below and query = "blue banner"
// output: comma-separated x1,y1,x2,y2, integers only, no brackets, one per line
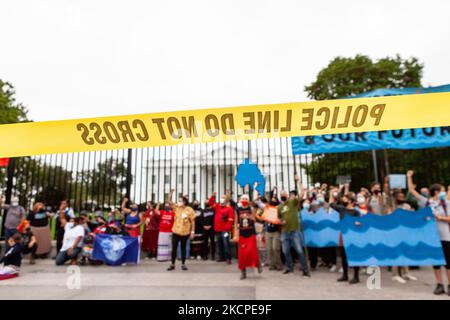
341,207,445,267
291,126,450,154
92,234,140,266
301,207,340,247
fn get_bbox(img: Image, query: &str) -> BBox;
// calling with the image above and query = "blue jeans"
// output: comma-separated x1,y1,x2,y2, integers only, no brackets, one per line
281,230,309,273
215,232,231,260
55,247,81,266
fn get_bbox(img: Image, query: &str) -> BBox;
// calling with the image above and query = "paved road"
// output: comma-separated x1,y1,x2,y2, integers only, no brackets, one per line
0,258,448,300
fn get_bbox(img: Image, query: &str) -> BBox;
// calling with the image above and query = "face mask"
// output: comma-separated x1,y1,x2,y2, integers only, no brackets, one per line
342,201,350,206
303,203,310,210
332,192,338,198
373,190,380,196
439,191,446,201
421,192,429,198
39,208,46,213
193,204,199,209
280,196,288,202
269,201,278,206
396,199,405,205
241,200,249,207
317,197,325,204
357,196,365,204
164,206,171,211
11,201,19,206
177,200,184,206
131,207,138,212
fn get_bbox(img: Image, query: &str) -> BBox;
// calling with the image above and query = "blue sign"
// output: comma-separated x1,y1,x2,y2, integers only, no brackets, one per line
235,159,265,196
301,207,340,247
291,126,450,154
341,207,445,267
92,234,140,266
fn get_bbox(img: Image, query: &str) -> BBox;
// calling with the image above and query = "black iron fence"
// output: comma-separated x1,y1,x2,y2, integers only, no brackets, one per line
0,138,312,213
1,138,449,236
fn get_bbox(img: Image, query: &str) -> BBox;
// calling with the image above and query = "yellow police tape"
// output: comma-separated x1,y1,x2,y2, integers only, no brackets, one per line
0,92,449,157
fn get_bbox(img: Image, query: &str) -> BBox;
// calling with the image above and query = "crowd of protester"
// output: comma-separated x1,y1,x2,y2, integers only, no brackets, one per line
1,170,450,295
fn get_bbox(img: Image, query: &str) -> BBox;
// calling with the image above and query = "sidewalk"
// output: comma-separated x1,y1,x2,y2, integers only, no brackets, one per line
0,258,447,300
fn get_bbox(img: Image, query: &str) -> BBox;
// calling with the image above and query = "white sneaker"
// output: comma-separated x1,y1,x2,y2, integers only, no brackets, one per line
392,275,407,284
196,255,202,260
403,273,418,281
329,264,337,272
338,267,343,273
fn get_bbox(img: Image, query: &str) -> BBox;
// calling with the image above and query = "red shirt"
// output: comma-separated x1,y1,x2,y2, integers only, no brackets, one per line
159,210,175,233
144,209,160,231
209,196,234,232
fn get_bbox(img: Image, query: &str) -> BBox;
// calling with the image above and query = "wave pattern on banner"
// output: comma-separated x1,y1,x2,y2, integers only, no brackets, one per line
301,207,340,247
341,207,445,266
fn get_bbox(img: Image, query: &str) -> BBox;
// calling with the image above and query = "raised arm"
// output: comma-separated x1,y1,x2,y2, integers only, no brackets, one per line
294,174,305,201
168,189,175,208
154,203,161,215
208,192,217,207
121,198,131,214
406,170,421,200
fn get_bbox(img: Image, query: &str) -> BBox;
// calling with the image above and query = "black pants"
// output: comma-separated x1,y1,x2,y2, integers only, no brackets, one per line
203,229,215,260
308,247,318,269
434,241,450,270
172,233,189,265
322,246,337,266
340,246,359,279
23,243,38,256
56,227,65,253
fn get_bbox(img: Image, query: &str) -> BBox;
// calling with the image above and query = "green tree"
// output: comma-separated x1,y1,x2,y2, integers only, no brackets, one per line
75,157,128,210
0,79,29,124
303,55,449,189
305,54,423,100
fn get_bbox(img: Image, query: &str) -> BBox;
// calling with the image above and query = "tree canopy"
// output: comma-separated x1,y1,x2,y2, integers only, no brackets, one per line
302,55,449,189
305,54,423,100
0,79,29,124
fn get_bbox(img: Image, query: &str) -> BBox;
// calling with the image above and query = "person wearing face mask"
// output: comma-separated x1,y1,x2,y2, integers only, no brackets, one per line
190,200,204,260
255,188,283,271
21,222,38,265
355,193,373,216
54,199,75,256
121,198,143,238
0,196,26,248
26,202,52,258
142,202,160,260
232,195,262,279
202,200,215,260
55,216,85,266
277,175,310,278
156,202,175,262
407,170,450,295
368,182,387,215
167,190,196,271
209,192,234,264
330,194,361,284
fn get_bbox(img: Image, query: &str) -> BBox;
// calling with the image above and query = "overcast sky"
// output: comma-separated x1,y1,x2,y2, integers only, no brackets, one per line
1,0,450,122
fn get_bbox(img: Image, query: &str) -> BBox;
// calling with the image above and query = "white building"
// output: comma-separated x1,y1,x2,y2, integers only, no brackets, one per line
142,138,309,203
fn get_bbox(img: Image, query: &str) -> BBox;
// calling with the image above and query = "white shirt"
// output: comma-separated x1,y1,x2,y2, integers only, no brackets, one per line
61,223,85,251
418,196,450,242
